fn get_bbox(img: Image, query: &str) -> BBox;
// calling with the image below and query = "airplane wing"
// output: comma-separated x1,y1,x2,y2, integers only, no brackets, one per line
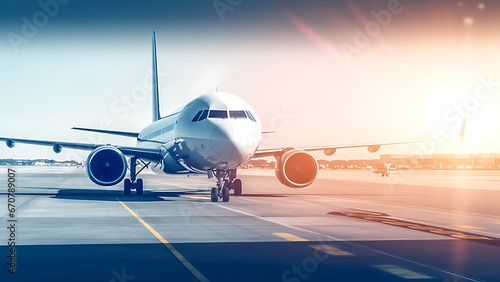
0,137,162,161
72,127,139,138
253,140,449,158
253,118,466,159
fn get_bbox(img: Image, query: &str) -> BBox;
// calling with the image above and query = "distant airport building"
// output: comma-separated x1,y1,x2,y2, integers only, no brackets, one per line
380,154,500,170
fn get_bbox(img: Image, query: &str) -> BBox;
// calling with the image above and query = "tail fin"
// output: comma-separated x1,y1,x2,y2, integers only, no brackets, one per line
459,116,466,142
152,31,161,122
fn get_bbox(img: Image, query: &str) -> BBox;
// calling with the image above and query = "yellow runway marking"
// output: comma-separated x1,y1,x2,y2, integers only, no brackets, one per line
273,232,308,241
238,197,272,205
374,265,432,279
215,205,477,282
117,200,209,282
309,244,353,256
451,234,491,240
453,224,486,230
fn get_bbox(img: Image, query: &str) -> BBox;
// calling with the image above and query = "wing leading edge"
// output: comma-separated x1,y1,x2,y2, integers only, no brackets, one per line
253,118,466,159
0,137,162,162
72,127,139,138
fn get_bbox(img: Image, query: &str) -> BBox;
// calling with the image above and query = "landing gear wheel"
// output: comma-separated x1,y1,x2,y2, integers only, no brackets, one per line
124,179,131,195
126,157,150,195
232,179,242,196
222,187,230,202
136,179,144,195
211,187,218,202
210,169,236,203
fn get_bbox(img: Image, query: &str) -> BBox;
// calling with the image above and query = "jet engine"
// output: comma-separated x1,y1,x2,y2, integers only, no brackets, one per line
275,149,318,188
86,146,127,186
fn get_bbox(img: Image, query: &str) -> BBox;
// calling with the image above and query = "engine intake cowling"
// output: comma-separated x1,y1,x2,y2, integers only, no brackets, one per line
86,146,127,186
275,149,318,188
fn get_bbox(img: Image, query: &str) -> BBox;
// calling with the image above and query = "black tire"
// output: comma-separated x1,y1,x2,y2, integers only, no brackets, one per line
232,179,242,196
211,187,218,202
124,179,131,195
229,169,237,180
136,179,143,195
222,187,230,202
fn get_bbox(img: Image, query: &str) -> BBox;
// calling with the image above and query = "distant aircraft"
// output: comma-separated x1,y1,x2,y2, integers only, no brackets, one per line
0,32,466,202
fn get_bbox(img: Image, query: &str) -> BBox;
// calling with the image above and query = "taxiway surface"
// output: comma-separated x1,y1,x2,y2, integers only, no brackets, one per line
1,166,500,281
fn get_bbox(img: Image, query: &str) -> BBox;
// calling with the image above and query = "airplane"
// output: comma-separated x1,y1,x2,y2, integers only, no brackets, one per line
0,32,466,202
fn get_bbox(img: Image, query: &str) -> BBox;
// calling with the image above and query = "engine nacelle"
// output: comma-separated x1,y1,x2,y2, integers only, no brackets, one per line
53,144,62,154
86,146,127,186
367,145,380,153
6,140,15,148
275,149,318,188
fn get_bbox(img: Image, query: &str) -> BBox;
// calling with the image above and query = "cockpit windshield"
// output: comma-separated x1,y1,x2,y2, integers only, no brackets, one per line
209,110,228,119
192,109,256,122
229,111,247,119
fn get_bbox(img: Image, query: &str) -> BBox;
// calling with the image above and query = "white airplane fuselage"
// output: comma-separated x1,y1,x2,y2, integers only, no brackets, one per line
137,92,262,175
0,31,465,202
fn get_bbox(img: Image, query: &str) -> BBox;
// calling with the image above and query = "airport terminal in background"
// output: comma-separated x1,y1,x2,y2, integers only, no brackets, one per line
379,153,500,170
3,153,500,170
243,154,500,171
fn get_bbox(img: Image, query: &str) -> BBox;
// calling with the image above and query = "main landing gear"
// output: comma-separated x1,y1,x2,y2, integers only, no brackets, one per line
124,157,150,195
210,169,243,202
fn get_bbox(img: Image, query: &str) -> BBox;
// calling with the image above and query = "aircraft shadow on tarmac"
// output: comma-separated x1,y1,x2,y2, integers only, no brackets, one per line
0,188,389,200
49,188,210,202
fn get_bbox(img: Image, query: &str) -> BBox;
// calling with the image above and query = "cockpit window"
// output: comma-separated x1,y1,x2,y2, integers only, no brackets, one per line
246,110,257,122
198,110,208,121
191,110,203,122
229,110,247,119
209,110,228,119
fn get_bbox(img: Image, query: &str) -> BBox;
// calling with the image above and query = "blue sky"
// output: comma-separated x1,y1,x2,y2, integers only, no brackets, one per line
1,0,500,161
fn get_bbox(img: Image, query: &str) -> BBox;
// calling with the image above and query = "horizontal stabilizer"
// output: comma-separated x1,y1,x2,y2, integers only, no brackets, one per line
72,127,139,138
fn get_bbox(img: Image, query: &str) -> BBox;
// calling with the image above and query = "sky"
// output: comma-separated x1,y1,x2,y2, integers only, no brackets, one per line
1,0,500,161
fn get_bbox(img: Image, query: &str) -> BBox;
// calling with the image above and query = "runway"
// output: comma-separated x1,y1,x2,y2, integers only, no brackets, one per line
2,166,500,281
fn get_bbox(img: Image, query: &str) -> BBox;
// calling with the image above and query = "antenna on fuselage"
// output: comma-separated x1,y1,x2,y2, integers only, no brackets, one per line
152,31,161,122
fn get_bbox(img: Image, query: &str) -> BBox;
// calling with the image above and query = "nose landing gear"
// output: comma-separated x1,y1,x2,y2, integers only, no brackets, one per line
210,169,242,202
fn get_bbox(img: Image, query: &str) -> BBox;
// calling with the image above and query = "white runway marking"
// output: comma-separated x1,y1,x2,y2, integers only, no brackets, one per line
215,203,482,282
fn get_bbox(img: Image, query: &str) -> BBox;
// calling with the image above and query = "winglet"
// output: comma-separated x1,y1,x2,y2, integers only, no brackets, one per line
152,31,161,122
459,116,466,142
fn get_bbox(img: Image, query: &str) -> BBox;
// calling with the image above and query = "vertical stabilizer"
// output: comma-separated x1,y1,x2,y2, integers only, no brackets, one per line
152,31,161,122
459,116,466,142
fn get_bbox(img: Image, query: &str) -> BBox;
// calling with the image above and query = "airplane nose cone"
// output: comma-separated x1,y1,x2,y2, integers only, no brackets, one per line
211,124,234,157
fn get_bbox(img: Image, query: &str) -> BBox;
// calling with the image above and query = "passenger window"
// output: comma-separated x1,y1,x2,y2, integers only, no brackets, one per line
192,110,203,122
209,110,228,119
246,111,256,122
229,111,247,119
198,110,208,121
